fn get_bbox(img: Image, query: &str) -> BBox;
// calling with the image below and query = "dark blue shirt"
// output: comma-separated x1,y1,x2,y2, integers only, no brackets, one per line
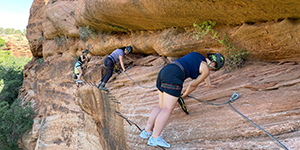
176,52,207,79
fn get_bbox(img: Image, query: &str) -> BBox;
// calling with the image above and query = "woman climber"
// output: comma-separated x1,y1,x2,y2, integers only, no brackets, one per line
74,49,89,86
139,52,225,148
97,46,133,91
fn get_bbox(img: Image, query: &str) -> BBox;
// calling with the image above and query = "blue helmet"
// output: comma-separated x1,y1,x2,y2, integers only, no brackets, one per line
83,49,89,54
126,46,132,53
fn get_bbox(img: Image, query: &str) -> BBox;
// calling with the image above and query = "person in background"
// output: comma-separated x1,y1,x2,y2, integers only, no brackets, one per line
139,52,225,148
97,46,132,91
74,49,89,86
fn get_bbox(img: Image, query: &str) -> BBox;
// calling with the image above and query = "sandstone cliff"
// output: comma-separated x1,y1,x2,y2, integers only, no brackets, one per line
19,0,300,149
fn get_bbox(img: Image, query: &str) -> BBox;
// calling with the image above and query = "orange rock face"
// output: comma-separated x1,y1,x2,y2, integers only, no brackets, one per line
19,0,300,150
19,54,300,150
26,0,300,61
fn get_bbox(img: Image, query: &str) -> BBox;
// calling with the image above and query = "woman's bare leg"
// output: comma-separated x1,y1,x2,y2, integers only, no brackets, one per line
77,68,83,81
145,91,164,132
152,92,177,137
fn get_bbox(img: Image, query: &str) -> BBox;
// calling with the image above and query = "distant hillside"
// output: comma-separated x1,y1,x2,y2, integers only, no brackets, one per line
0,34,32,58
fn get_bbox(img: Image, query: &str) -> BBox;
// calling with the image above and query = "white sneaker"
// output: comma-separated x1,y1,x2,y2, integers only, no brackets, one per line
76,80,83,84
147,136,170,148
140,129,152,139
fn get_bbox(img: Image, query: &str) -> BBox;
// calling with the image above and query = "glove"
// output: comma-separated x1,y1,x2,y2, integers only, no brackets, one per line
177,95,189,115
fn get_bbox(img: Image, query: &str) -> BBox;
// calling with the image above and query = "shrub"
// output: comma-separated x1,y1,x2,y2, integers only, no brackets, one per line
192,21,250,71
192,20,219,40
219,34,250,71
79,25,98,43
36,57,44,64
0,38,5,49
54,35,66,47
38,36,44,43
0,51,11,62
0,99,34,150
106,24,128,33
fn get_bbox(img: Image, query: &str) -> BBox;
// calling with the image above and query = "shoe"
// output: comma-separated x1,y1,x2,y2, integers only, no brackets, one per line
98,86,109,91
76,80,83,84
140,129,152,139
97,81,102,88
147,136,170,148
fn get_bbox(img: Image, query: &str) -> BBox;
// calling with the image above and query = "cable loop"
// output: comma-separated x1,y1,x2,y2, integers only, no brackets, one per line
188,93,288,150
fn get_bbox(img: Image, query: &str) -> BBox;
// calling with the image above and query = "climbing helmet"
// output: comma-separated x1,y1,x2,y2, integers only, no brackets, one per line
126,46,132,53
207,53,225,71
83,49,89,54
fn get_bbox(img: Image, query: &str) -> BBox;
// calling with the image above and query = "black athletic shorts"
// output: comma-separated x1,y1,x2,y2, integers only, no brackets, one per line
156,63,185,97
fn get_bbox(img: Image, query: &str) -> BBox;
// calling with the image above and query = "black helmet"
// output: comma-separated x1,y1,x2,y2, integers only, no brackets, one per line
207,53,225,71
83,49,89,54
126,46,132,53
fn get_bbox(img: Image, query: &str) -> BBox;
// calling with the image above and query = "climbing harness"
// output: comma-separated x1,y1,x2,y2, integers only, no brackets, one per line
188,93,289,150
170,61,186,79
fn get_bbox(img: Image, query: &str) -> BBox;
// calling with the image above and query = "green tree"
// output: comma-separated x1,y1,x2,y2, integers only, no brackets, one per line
15,30,23,34
0,99,34,150
0,51,33,150
0,51,31,103
0,38,5,49
0,65,24,104
0,28,26,35
0,51,11,62
4,28,12,35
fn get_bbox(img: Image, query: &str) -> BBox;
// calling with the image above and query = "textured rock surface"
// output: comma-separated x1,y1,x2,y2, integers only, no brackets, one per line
110,60,300,150
19,54,300,150
19,0,300,150
26,0,300,61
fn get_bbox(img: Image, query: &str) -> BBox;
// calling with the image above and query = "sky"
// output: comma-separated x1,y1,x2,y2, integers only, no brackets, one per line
0,0,33,30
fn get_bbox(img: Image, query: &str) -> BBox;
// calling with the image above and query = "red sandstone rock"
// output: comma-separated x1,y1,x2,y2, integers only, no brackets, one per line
19,0,300,149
